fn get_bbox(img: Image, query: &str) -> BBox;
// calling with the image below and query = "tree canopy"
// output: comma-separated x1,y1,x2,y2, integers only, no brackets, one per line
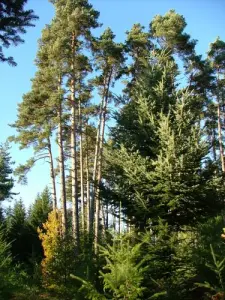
0,0,38,65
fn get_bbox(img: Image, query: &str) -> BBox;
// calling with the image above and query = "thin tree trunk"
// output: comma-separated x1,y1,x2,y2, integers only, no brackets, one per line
58,77,67,233
118,201,121,235
71,91,79,247
85,125,90,233
113,206,116,232
94,104,105,253
47,137,57,210
100,203,106,235
91,84,105,229
70,33,79,248
79,98,85,231
212,128,217,162
94,187,100,253
105,203,109,230
127,219,131,233
94,69,113,253
90,116,100,234
217,71,225,172
217,103,225,172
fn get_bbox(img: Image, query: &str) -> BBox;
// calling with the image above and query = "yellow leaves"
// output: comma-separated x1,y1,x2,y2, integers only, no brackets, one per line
38,210,62,278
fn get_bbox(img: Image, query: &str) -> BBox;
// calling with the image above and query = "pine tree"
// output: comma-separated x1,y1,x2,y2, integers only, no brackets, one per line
10,22,68,214
208,38,225,173
149,9,196,58
49,0,100,245
123,23,151,95
91,27,125,252
0,0,38,65
10,78,58,208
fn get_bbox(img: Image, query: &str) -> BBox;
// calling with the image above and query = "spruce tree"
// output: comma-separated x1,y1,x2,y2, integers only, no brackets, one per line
6,199,33,264
29,187,52,230
107,52,224,230
0,225,13,297
0,143,14,202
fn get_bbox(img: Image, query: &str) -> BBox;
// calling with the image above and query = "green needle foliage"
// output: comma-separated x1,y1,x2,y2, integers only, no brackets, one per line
99,235,146,300
0,143,15,202
28,187,52,230
150,9,196,57
0,225,13,297
73,233,146,300
0,0,38,65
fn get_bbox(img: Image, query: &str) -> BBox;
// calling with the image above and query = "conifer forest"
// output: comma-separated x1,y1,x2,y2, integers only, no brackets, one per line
1,0,225,299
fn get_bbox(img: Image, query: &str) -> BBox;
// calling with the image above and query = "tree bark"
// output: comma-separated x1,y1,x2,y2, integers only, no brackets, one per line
113,206,116,232
94,69,113,253
118,201,121,235
71,87,80,247
47,137,57,210
217,71,225,172
58,77,67,233
79,98,85,231
85,125,90,233
217,103,225,172
91,93,104,229
105,203,109,230
70,33,79,248
212,128,217,162
94,100,105,253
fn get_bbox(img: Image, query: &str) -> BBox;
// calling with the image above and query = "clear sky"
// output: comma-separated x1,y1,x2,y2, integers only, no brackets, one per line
1,0,225,208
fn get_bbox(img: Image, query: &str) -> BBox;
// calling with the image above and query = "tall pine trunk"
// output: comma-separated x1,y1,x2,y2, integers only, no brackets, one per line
91,76,108,231
70,33,79,248
212,128,217,162
94,69,112,253
85,125,90,233
58,77,67,233
71,85,80,247
79,98,85,231
118,201,121,235
91,100,103,230
94,103,104,253
217,103,225,172
47,137,57,210
217,71,225,172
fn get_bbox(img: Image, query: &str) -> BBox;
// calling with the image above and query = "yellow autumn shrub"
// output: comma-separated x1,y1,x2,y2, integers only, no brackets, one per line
38,210,62,284
38,210,76,287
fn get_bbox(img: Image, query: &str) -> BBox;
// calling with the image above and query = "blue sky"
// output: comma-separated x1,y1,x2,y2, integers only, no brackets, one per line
1,0,225,208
